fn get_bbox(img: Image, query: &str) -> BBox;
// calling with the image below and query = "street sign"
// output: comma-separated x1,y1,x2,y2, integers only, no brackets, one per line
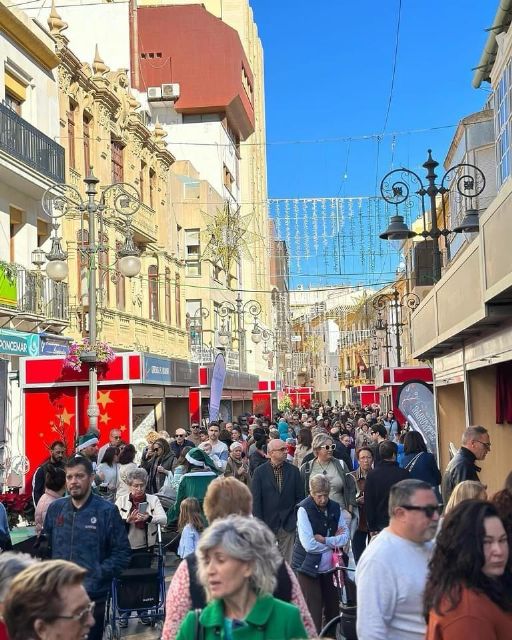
291,335,301,342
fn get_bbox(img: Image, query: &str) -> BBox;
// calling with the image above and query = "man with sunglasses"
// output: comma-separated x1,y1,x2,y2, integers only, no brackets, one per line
356,479,440,640
97,428,122,465
441,425,491,504
170,428,194,458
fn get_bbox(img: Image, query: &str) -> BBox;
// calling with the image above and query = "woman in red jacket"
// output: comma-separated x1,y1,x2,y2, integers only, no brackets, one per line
424,500,512,639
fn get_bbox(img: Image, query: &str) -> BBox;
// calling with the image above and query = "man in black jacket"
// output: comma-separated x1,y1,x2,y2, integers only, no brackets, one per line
441,425,490,504
251,437,304,563
365,440,409,535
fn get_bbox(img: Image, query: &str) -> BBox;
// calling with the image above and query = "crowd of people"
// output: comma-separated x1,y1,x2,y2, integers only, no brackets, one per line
0,404,509,639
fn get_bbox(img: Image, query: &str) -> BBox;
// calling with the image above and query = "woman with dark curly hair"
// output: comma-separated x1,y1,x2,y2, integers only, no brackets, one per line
424,500,512,638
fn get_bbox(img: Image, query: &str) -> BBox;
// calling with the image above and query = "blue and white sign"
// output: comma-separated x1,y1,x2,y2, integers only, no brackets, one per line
39,336,70,356
209,353,227,422
143,355,172,384
0,329,39,357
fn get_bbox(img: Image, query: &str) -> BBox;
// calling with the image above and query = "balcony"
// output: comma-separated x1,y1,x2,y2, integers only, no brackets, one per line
0,265,68,325
132,201,158,243
0,102,65,183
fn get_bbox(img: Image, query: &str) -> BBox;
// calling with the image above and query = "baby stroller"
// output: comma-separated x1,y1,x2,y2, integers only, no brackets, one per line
103,525,166,638
319,553,357,640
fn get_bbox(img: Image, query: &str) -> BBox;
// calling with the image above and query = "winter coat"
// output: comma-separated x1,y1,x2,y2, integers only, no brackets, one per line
43,492,131,598
176,593,307,640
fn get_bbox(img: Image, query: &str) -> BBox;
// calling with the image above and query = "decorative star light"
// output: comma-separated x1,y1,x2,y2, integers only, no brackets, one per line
200,203,257,276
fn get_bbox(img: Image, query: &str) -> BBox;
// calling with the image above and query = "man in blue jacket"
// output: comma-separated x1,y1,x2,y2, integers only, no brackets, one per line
43,455,131,640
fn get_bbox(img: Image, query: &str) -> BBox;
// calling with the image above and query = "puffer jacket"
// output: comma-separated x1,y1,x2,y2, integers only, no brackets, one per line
43,492,131,598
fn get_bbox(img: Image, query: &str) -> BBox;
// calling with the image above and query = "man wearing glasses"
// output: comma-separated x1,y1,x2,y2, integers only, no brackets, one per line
441,425,491,504
188,423,202,446
356,479,440,640
97,428,122,465
170,429,194,458
251,437,304,563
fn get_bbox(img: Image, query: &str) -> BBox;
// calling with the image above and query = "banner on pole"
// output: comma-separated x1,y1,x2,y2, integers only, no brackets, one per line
397,379,437,458
209,353,227,422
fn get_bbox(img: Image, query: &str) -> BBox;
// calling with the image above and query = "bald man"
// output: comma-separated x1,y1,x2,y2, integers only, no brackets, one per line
251,437,304,562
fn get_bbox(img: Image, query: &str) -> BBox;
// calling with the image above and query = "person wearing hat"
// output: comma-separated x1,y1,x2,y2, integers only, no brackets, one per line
166,448,218,526
76,432,99,470
224,442,250,486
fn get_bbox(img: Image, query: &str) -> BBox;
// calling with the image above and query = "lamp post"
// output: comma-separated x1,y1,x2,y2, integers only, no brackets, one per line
217,293,262,372
42,170,142,434
379,149,486,283
372,289,420,368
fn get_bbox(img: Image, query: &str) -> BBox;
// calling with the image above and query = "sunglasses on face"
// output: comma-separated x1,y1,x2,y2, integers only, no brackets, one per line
176,434,186,438
400,504,442,518
319,444,336,451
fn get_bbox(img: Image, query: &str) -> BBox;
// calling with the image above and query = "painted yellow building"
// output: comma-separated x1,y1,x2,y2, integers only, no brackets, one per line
48,9,187,359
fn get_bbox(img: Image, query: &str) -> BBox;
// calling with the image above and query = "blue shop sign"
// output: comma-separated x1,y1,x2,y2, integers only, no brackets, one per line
39,336,70,356
143,355,173,384
0,329,39,357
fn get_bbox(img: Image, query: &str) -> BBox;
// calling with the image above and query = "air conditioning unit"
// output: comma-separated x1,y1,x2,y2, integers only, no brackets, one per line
161,83,180,100
147,86,162,101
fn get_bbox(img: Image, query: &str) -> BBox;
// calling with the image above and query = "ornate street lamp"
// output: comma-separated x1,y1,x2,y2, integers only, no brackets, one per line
372,289,420,368
380,149,486,283
42,170,142,434
217,294,262,372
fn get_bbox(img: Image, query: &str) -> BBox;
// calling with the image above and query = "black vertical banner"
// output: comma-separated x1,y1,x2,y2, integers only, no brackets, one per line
397,379,437,458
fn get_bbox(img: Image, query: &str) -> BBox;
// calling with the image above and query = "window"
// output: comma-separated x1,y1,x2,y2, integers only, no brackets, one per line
139,161,146,201
83,114,91,174
223,164,234,192
67,101,77,169
148,265,159,321
496,62,512,188
4,70,26,115
185,229,201,276
115,241,125,312
175,273,181,327
186,299,202,346
149,168,156,209
111,138,124,183
165,268,172,324
9,207,23,262
4,91,22,115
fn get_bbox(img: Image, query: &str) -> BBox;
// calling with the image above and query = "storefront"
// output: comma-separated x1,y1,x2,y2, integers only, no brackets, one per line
19,352,198,490
253,380,277,419
189,366,259,424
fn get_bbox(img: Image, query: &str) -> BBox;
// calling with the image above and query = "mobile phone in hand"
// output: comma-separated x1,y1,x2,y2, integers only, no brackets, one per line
138,502,148,514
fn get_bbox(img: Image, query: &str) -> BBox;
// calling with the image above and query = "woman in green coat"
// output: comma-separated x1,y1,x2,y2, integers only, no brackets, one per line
176,515,307,640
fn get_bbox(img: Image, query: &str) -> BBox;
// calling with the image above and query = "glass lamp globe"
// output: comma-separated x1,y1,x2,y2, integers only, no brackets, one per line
45,259,68,282
251,327,262,344
118,255,141,278
218,331,230,347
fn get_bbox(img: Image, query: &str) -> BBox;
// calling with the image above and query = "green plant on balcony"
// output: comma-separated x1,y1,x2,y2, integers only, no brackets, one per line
0,261,19,307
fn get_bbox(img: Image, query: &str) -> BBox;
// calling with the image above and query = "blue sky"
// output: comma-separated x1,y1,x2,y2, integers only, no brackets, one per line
250,0,496,288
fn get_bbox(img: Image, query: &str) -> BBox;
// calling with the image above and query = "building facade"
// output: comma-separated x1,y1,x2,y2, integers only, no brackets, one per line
411,0,512,493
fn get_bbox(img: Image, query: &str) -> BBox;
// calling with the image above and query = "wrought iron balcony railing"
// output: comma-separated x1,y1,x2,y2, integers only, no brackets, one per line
16,269,69,322
0,102,65,182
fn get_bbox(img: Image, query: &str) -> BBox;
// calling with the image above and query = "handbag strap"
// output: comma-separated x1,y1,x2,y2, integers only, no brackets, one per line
405,452,423,473
194,608,204,640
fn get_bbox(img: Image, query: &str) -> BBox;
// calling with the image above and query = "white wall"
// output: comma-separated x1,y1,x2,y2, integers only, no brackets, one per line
0,26,59,138
23,1,131,73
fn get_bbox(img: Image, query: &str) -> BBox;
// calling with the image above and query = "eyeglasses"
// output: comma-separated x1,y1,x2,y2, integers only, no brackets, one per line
273,447,287,452
474,440,491,450
319,444,336,451
176,434,186,438
54,601,95,625
400,504,442,518
112,435,121,440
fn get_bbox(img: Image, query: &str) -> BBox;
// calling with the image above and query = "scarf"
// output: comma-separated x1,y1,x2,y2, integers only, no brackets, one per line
129,493,147,530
